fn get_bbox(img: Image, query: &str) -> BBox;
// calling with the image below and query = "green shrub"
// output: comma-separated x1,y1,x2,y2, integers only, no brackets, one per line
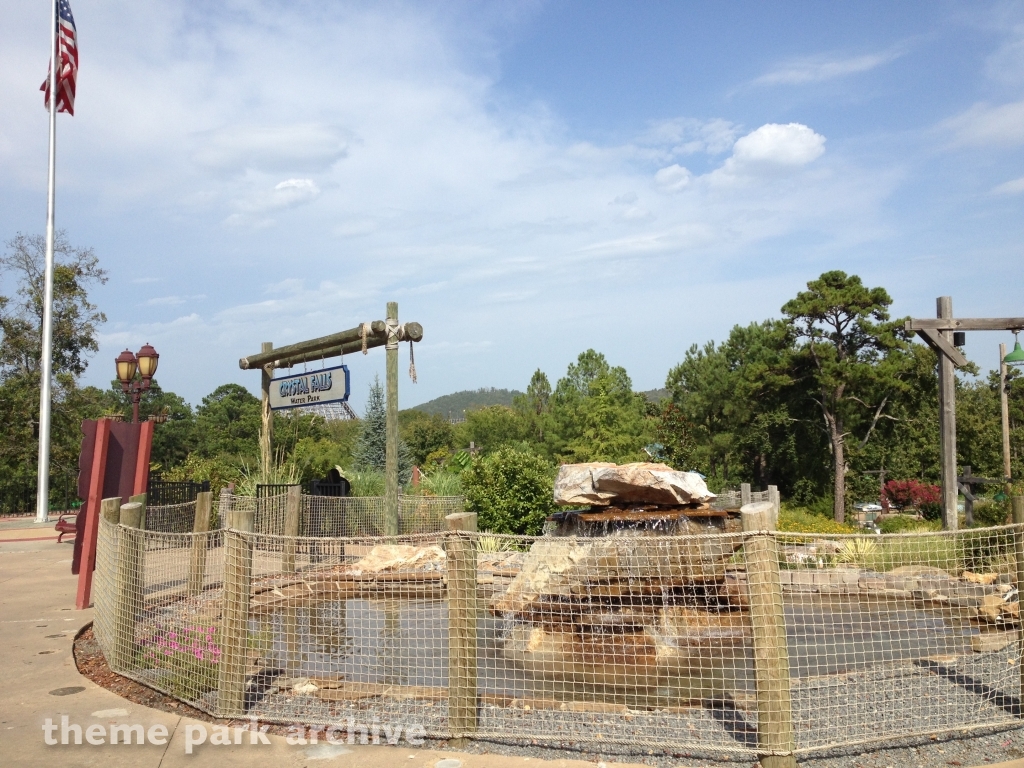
418,471,463,497
778,505,856,535
344,469,385,497
879,515,940,534
462,446,556,535
972,499,1009,528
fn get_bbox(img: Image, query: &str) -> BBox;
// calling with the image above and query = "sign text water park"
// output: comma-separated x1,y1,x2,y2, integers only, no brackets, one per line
269,364,350,411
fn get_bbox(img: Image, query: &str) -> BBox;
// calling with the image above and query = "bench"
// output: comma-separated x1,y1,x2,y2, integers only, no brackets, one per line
55,513,77,543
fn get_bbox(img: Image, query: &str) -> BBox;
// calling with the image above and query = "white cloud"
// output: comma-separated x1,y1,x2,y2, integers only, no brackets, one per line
0,1,905,407
942,100,1024,146
641,118,740,156
146,296,187,306
192,124,348,174
753,48,904,85
992,176,1024,195
715,123,826,179
654,164,692,192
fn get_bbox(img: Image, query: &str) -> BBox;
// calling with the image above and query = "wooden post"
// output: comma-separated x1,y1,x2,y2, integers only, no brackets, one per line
768,485,780,522
1013,497,1024,711
385,302,400,536
187,491,212,597
100,496,121,524
282,485,302,674
260,341,273,480
447,513,478,742
1002,344,1013,496
962,465,974,527
937,297,959,530
218,506,255,716
741,501,796,768
111,501,145,671
741,483,752,507
283,484,301,572
129,492,147,530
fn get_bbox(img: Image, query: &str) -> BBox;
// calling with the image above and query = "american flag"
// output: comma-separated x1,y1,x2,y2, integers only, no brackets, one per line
40,0,78,115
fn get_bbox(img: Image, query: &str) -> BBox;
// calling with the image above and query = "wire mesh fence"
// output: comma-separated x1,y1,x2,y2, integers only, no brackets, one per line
93,509,1024,758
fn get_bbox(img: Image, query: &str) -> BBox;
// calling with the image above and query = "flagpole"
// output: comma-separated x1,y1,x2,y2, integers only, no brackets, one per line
35,0,59,524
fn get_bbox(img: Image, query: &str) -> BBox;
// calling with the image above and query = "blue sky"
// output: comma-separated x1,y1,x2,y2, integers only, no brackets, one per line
2,1,1023,412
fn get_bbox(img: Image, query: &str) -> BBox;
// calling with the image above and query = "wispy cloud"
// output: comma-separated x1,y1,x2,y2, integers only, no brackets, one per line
942,99,1024,146
752,48,905,86
992,176,1024,195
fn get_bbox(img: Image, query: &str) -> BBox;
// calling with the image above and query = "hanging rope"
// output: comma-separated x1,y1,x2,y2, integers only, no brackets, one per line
408,341,417,383
360,322,371,355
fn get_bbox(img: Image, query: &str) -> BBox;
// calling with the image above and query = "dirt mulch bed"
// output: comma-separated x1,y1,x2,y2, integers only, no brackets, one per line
73,623,231,725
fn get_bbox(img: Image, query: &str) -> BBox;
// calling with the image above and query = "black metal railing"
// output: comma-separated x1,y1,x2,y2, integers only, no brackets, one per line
147,477,210,505
0,475,77,517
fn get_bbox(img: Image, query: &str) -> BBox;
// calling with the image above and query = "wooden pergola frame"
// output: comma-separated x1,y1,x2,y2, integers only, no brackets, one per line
239,302,423,534
905,296,1021,530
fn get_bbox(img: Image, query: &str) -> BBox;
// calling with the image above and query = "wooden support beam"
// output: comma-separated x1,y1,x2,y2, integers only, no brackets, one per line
916,328,969,367
385,302,400,536
260,341,273,478
937,297,959,531
1001,344,1013,491
239,321,424,370
907,318,1024,332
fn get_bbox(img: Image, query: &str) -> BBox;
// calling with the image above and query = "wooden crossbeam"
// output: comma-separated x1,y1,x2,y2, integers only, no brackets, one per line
239,320,423,370
915,328,969,367
906,318,1024,332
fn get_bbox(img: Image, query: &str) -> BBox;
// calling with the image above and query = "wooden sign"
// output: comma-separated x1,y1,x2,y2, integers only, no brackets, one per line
270,364,350,410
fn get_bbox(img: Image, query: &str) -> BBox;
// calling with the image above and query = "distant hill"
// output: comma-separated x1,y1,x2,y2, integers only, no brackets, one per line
642,388,670,403
411,388,522,418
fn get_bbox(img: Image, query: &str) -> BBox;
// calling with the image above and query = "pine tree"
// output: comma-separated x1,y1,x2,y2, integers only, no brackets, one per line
353,375,412,482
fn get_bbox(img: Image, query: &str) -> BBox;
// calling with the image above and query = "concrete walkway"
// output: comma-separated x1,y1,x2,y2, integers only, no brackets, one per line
1,531,1018,768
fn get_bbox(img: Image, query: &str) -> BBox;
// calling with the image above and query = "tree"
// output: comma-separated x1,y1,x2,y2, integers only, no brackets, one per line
406,414,456,465
0,231,107,379
782,271,910,522
462,446,556,534
665,321,797,490
194,383,261,459
456,405,532,455
0,232,107,494
547,350,652,463
352,376,412,482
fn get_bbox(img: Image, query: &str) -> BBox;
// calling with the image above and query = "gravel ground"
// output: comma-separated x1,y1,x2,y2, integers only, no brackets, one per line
76,625,1024,767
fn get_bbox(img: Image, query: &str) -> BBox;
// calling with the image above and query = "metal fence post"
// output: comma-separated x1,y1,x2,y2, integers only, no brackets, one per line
111,501,144,671
218,506,254,717
742,501,796,768
447,512,478,743
187,491,212,597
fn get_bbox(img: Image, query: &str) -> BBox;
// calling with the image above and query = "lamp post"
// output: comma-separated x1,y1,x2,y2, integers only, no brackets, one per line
115,343,159,423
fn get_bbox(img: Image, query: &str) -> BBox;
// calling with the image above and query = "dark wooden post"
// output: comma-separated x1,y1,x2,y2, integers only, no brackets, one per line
187,491,212,597
260,341,273,479
218,506,255,716
1001,345,1013,496
385,302,400,535
447,512,478,743
937,297,959,530
742,501,796,768
1013,497,1024,710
